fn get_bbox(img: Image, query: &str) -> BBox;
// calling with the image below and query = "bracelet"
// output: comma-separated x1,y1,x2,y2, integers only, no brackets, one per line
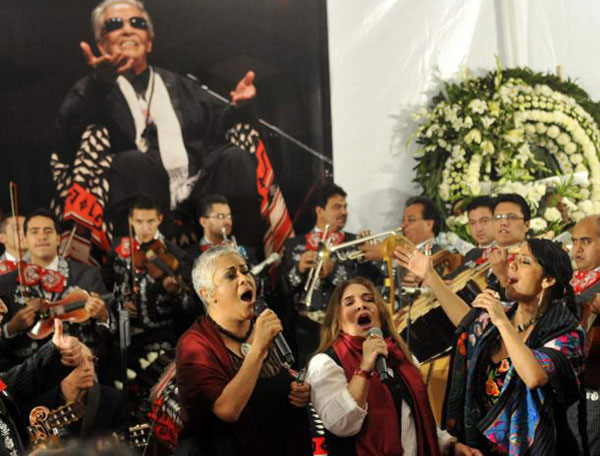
353,368,374,379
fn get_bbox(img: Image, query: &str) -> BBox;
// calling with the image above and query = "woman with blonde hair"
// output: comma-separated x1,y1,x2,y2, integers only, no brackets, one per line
306,277,480,456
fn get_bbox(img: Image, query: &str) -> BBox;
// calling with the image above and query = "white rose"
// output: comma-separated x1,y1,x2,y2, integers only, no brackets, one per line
535,122,547,134
547,125,560,138
544,207,562,223
557,133,570,145
565,142,577,154
456,213,469,225
572,211,585,222
524,124,536,135
562,197,578,211
529,217,548,233
578,200,593,214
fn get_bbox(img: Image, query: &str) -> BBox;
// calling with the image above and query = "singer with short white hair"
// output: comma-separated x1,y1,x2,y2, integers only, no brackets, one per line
306,277,480,456
176,245,312,455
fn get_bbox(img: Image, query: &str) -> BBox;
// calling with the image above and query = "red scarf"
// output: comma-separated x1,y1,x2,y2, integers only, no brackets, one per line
333,333,440,456
305,230,345,251
570,268,600,295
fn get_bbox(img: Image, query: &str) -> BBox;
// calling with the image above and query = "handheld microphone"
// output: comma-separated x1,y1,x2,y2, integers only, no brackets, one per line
251,253,281,276
366,327,389,382
254,298,295,368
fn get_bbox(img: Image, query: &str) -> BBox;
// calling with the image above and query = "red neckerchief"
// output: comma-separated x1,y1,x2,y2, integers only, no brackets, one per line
0,259,19,275
332,333,441,456
116,237,139,259
305,230,345,251
570,268,600,295
17,263,65,293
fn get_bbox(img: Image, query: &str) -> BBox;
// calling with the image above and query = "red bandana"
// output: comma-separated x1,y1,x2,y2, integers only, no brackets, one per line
17,263,65,293
305,231,345,251
570,269,600,295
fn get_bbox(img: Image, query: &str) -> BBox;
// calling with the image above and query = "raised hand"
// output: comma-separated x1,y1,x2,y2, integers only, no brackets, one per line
489,247,510,286
52,319,84,367
80,41,134,82
230,71,256,105
394,244,431,280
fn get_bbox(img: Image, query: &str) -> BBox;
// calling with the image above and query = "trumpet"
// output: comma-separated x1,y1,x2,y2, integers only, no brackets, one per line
299,228,408,309
222,227,238,249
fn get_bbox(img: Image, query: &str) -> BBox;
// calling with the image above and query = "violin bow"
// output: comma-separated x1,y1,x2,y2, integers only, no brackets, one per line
9,182,26,291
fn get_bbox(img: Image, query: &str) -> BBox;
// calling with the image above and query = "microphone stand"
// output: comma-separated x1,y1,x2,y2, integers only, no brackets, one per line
185,73,333,166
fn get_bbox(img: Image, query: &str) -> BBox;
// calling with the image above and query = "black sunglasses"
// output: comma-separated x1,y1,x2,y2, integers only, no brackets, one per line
103,16,148,33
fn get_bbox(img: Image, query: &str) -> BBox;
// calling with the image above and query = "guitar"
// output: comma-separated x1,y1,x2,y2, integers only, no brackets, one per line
118,423,152,449
28,401,85,450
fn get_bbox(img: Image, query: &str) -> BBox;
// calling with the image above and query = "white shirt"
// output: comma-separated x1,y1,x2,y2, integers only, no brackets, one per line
306,353,455,455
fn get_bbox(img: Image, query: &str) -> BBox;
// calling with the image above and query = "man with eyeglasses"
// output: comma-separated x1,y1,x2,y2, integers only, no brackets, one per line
281,183,380,364
567,215,600,455
186,194,256,265
488,193,531,290
56,0,261,242
102,196,194,381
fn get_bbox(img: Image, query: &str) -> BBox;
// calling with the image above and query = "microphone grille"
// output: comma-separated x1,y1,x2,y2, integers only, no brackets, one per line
254,298,268,315
366,327,383,338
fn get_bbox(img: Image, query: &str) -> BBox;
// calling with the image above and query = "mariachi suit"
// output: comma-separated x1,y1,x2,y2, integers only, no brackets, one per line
0,340,73,456
0,257,110,373
57,66,262,244
567,267,600,456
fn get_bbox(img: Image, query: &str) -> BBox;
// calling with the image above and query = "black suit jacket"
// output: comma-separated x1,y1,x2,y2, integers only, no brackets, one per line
0,259,109,371
0,341,73,455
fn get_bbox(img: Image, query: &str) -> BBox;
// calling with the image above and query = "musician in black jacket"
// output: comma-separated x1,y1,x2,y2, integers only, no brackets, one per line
568,215,600,455
0,311,85,456
280,183,380,365
0,209,110,374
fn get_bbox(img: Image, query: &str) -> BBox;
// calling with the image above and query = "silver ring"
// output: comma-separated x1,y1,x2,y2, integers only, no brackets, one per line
407,252,415,259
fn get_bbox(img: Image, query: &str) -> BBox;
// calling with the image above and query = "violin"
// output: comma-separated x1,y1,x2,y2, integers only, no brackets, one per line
27,288,96,340
132,239,183,294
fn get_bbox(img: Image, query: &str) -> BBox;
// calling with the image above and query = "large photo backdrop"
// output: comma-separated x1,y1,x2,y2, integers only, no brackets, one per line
328,0,600,234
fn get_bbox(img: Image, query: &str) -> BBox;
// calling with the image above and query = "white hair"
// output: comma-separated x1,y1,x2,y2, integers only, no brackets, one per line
91,0,155,42
191,245,240,309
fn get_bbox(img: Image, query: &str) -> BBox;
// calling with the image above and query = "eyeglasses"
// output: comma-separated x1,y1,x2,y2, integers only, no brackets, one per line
103,16,148,33
401,218,424,224
493,214,524,223
207,213,233,220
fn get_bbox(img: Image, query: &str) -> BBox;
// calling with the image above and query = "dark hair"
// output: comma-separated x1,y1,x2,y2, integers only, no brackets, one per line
24,208,60,234
128,195,162,217
493,193,531,221
314,183,347,210
405,196,442,235
466,195,495,214
197,194,230,218
527,238,576,315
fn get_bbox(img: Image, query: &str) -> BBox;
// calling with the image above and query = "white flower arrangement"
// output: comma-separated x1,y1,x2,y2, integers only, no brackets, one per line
411,61,600,240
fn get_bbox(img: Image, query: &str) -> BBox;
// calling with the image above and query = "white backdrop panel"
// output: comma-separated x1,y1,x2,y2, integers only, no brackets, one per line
328,0,600,233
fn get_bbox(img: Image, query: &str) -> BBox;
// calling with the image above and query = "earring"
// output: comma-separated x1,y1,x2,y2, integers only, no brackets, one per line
537,287,546,311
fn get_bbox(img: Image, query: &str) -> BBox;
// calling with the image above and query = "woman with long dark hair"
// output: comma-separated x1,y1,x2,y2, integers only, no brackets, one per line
395,238,585,455
306,276,480,456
